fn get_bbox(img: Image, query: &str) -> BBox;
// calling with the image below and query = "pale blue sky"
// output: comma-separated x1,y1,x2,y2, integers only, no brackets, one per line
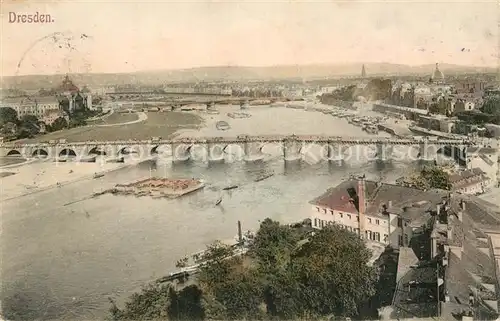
1,0,498,75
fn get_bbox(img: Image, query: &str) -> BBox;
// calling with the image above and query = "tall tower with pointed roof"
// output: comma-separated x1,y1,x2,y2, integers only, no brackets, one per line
361,64,367,78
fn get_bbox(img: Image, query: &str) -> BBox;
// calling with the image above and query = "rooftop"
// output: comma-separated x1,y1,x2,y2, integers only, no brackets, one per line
309,179,446,219
465,147,498,154
391,247,438,319
449,168,489,191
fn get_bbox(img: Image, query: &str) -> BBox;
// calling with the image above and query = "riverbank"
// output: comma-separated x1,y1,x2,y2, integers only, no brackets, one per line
15,111,204,143
0,161,130,201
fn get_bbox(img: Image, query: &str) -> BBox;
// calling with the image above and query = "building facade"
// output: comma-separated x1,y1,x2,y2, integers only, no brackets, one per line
1,96,60,118
309,179,437,249
449,168,492,194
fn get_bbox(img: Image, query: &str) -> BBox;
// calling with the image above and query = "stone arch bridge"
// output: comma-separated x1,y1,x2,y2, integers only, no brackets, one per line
0,135,476,163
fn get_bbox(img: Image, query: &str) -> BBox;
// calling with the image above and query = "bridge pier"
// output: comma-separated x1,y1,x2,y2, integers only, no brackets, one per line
207,143,225,162
171,143,192,162
326,144,345,163
244,141,264,161
283,138,301,162
418,143,438,162
375,143,393,162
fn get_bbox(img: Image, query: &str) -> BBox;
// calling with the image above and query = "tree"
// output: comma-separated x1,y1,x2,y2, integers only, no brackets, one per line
419,165,452,190
167,285,205,320
18,115,40,137
47,117,68,132
0,107,19,126
481,96,500,116
291,226,377,318
108,283,172,321
250,218,300,272
110,220,379,320
407,165,452,190
196,241,264,320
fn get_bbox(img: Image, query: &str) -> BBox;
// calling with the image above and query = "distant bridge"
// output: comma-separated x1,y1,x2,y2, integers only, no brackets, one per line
0,135,478,163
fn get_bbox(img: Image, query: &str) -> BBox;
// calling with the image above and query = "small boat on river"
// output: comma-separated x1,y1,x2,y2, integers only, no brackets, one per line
255,172,274,182
215,198,222,206
222,185,238,191
216,121,230,131
93,173,105,179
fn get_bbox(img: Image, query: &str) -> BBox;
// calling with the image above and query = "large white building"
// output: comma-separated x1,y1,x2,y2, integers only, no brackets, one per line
0,96,60,118
309,178,451,249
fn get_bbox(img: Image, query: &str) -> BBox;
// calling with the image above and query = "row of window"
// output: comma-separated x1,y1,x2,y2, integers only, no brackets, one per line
316,207,386,225
316,207,358,221
313,219,390,243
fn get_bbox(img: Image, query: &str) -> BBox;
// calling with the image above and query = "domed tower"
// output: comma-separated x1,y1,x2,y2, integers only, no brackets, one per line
431,63,445,84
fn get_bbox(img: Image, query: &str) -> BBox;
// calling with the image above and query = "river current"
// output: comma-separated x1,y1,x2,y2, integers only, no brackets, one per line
1,106,421,320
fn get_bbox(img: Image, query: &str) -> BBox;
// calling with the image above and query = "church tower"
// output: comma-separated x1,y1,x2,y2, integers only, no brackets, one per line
361,64,367,78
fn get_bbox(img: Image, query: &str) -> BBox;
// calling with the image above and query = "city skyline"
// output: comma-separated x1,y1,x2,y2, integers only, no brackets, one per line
1,0,498,76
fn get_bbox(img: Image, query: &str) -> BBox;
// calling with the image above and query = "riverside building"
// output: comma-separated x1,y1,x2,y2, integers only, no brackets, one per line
310,177,500,321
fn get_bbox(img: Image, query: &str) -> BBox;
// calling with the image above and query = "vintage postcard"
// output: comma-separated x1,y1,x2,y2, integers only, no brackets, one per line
1,0,500,320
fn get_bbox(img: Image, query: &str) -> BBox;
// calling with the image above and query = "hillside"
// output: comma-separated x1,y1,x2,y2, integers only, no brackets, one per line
2,63,495,90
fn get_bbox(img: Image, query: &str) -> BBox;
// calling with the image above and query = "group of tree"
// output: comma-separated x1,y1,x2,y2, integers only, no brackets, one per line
0,107,70,140
362,79,392,101
452,95,500,126
109,219,379,320
321,85,357,103
480,95,500,117
320,79,392,106
403,165,452,191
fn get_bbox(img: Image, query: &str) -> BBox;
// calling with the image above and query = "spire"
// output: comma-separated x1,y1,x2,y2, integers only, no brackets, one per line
361,64,366,78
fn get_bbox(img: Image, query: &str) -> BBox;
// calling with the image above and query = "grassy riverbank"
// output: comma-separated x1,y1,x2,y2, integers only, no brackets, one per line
17,112,204,143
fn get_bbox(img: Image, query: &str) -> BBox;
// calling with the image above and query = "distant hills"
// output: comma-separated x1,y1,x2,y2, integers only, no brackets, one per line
2,63,496,90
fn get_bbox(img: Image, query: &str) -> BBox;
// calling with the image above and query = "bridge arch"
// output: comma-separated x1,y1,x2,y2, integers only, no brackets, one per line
258,142,284,155
297,142,327,157
118,146,138,155
59,148,77,157
222,143,244,155
6,149,22,157
89,147,107,156
171,144,196,161
150,145,172,156
32,149,49,157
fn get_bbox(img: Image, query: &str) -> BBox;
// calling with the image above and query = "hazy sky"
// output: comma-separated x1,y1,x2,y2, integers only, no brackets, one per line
1,0,498,76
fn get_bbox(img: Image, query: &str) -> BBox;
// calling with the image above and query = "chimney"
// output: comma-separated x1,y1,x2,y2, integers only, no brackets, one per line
237,221,243,243
358,178,366,239
460,199,466,211
437,205,441,215
388,200,393,208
